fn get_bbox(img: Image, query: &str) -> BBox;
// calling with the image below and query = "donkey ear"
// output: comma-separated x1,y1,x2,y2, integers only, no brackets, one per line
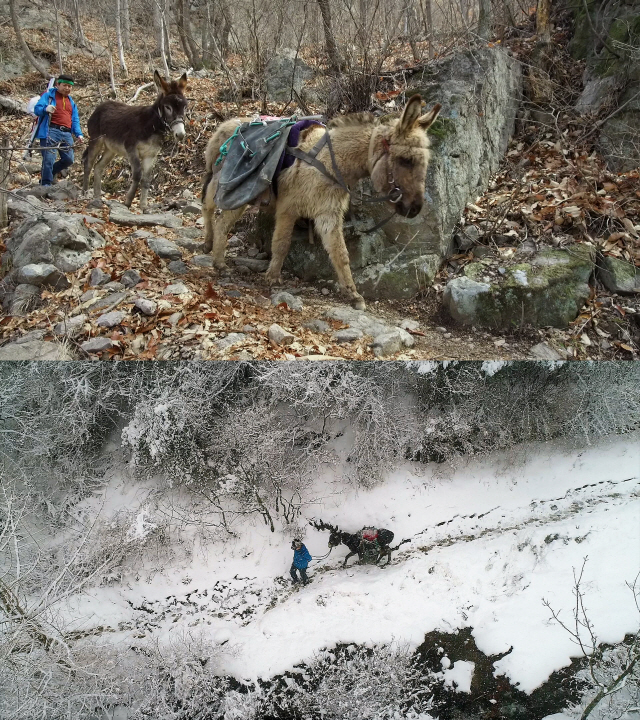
418,103,442,130
177,72,188,92
398,94,423,133
154,70,170,95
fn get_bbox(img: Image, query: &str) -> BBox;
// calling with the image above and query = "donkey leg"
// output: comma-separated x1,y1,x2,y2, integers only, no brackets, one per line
82,141,99,196
209,206,246,269
124,154,142,208
343,551,357,568
138,154,157,212
314,214,365,310
265,208,298,285
92,148,117,202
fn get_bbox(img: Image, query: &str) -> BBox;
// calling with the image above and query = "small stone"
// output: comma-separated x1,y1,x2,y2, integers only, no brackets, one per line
256,252,268,260
96,310,126,327
80,289,100,303
234,257,269,272
81,337,115,353
192,255,215,267
103,281,125,292
271,291,304,311
371,328,414,357
168,260,189,275
121,269,143,288
53,314,87,337
132,229,152,239
436,326,447,333
182,189,196,200
164,282,190,295
443,332,452,339
90,268,111,286
87,199,105,209
321,287,330,295
333,328,363,343
242,324,258,333
227,234,243,248
215,332,246,350
167,312,183,326
133,297,157,315
182,202,202,215
399,318,420,332
303,319,330,333
269,323,296,345
15,263,69,290
195,217,204,227
529,342,563,361
0,339,74,361
247,246,259,258
147,237,183,260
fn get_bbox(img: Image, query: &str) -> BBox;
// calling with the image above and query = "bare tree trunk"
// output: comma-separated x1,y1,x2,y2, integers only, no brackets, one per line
358,0,368,50
0,138,9,230
9,0,50,77
109,53,118,97
536,0,552,43
176,0,202,69
122,0,131,49
115,0,128,75
53,0,63,72
425,0,434,58
153,0,164,55
316,0,343,72
406,0,420,62
478,0,493,39
73,0,86,46
163,3,173,67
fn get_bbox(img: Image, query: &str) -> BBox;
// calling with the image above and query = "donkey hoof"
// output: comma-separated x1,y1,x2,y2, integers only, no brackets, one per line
352,297,366,311
265,272,282,286
203,241,213,254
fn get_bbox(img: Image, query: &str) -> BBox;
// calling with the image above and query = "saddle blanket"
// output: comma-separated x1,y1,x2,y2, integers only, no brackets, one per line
214,115,324,210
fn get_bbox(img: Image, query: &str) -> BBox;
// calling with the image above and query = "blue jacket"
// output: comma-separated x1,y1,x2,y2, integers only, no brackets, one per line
33,88,83,139
293,544,312,569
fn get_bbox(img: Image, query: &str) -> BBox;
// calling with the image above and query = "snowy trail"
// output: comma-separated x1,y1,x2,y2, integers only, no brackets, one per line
63,434,639,696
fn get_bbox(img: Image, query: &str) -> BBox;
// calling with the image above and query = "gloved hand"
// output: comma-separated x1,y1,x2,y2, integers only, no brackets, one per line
45,104,55,114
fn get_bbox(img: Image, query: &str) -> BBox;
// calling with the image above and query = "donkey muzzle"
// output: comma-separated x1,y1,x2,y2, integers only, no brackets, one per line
395,198,422,219
171,119,186,140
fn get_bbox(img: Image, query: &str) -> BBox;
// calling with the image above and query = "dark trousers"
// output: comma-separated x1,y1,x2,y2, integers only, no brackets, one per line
290,564,309,584
40,128,74,185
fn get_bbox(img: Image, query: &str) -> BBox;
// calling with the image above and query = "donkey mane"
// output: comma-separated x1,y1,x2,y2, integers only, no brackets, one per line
327,112,377,128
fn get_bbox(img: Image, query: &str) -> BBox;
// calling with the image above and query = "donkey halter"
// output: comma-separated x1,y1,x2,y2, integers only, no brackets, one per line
380,137,403,204
157,105,185,133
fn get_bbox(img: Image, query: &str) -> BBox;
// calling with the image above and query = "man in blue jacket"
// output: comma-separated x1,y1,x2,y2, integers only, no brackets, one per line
290,539,312,585
33,75,84,186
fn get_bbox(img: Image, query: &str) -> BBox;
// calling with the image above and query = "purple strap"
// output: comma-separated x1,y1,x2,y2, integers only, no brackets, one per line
273,119,325,194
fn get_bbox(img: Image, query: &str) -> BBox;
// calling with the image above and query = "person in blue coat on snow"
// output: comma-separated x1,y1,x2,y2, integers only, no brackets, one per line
290,539,312,585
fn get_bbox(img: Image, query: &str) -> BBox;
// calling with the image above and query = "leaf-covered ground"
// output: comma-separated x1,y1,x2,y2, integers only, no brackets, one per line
1,11,638,359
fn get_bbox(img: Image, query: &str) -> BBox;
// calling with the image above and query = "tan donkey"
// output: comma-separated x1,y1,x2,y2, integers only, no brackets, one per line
201,95,441,309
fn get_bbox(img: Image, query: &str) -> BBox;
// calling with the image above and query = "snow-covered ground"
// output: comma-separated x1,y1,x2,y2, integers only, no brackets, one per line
61,432,639,701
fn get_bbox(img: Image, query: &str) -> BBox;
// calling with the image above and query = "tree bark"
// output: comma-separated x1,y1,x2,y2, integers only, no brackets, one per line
536,0,552,44
0,137,9,230
115,0,128,75
53,0,63,73
316,0,343,73
9,0,50,77
73,0,86,46
122,0,131,50
478,0,493,40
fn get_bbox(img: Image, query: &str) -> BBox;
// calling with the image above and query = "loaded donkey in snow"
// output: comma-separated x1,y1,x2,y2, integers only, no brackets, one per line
83,71,188,211
201,95,441,310
311,520,395,567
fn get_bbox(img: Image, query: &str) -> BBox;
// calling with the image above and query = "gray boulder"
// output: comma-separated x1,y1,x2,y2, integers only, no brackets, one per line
147,237,183,259
15,263,69,289
258,47,522,300
7,213,106,274
16,181,81,201
265,49,314,102
598,255,640,294
443,245,595,328
110,204,183,229
7,284,41,316
0,339,74,361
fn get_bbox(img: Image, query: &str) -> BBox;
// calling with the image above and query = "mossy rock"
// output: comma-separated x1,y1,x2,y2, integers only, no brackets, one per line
445,245,595,328
598,254,640,293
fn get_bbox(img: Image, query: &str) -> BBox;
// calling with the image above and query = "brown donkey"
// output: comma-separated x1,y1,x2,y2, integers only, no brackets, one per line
201,95,441,309
83,71,188,211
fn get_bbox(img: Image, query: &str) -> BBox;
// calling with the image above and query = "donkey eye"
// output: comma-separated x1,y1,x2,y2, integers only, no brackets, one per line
398,157,414,168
